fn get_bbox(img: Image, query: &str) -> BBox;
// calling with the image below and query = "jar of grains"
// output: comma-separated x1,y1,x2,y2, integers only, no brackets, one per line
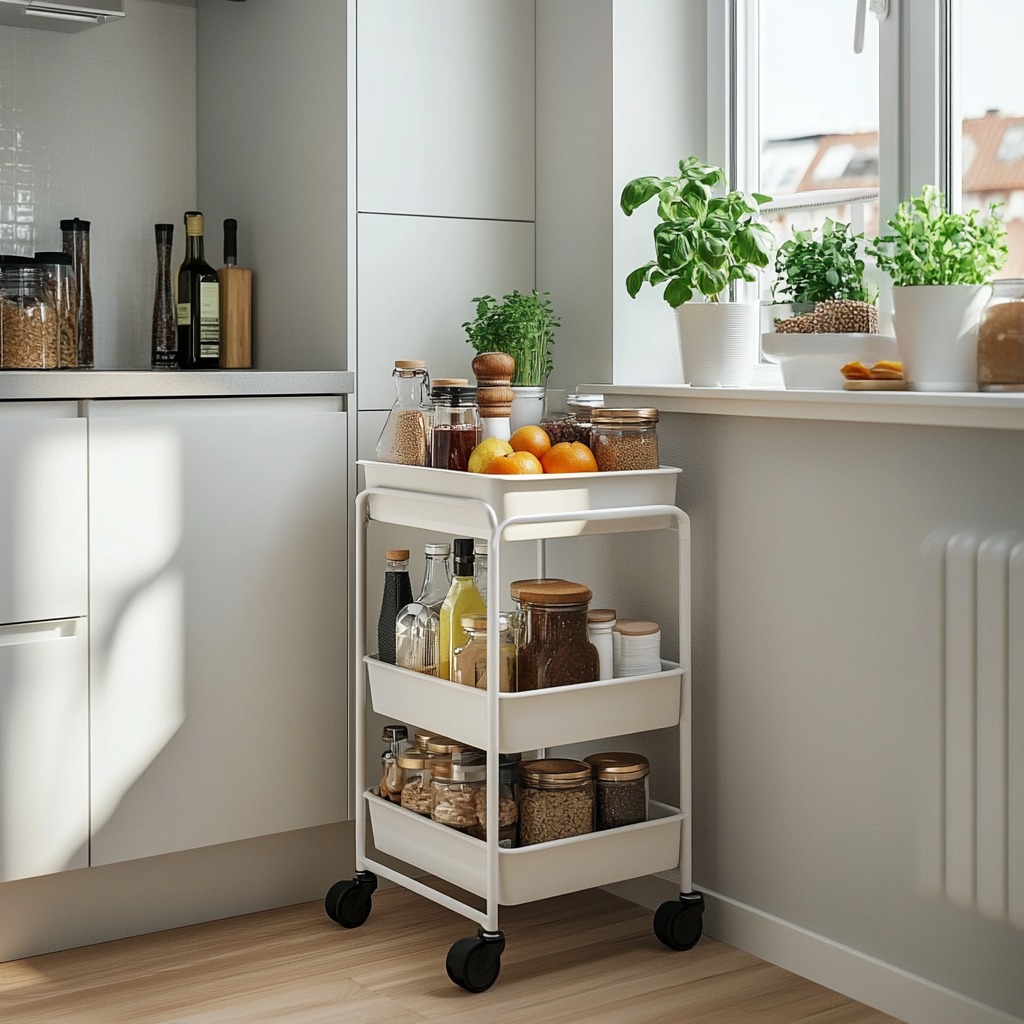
430,757,487,831
589,408,660,472
396,747,447,815
518,758,595,846
516,581,600,691
0,262,59,369
375,359,430,465
467,754,519,847
584,751,650,830
977,280,1024,390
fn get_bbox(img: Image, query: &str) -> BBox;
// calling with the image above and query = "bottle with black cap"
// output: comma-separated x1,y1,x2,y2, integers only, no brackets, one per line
176,211,220,368
438,537,486,682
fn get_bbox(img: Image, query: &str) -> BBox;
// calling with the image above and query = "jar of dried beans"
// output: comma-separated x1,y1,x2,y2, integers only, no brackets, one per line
589,408,660,472
430,757,486,831
516,581,600,691
0,261,59,369
518,758,595,846
584,751,649,830
376,359,430,465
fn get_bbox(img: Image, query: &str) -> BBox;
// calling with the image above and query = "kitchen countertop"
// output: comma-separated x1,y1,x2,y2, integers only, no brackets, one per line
0,369,354,401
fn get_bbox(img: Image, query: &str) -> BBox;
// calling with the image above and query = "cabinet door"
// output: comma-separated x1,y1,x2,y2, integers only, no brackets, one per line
0,402,87,624
0,618,89,882
88,397,348,865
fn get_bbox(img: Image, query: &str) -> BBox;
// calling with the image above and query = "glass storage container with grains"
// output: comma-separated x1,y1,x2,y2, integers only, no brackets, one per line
977,280,1024,390
468,754,519,847
379,724,409,803
429,380,481,472
542,391,604,446
430,758,486,832
396,747,447,815
584,751,650,830
60,217,93,368
453,612,516,691
0,261,59,369
516,581,600,691
589,408,660,472
34,251,78,368
376,359,430,465
518,758,595,846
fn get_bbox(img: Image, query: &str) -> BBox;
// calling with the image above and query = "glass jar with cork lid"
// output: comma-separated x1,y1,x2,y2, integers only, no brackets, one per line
376,359,430,465
589,408,660,472
516,581,600,691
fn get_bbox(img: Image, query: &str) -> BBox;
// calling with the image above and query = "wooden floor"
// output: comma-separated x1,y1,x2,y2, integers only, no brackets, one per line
0,886,903,1023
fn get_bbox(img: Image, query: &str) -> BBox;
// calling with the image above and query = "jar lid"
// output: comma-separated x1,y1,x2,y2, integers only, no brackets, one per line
386,549,410,561
584,751,650,781
33,251,72,265
517,581,593,606
590,408,659,425
587,608,616,623
431,378,469,386
614,619,660,637
381,724,408,743
566,393,604,408
0,254,37,265
431,384,477,405
509,578,566,600
394,359,426,369
431,753,486,780
59,218,90,231
415,731,477,755
520,758,593,787
396,747,447,769
460,612,509,632
424,541,450,556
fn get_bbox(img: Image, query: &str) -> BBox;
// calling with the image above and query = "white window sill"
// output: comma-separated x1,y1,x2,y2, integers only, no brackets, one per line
583,383,1024,431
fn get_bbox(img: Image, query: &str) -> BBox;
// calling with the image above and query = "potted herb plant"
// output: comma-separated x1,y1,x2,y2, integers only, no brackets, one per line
866,184,1008,391
463,289,559,428
620,156,773,387
762,219,895,389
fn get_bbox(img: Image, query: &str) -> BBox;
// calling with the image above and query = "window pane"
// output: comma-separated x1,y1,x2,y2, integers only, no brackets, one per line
758,0,880,252
958,0,1024,279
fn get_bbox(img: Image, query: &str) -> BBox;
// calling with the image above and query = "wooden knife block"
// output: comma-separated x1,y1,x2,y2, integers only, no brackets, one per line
219,265,252,368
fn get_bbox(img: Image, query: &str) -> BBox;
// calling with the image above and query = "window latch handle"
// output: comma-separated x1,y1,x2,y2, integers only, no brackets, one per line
854,0,889,54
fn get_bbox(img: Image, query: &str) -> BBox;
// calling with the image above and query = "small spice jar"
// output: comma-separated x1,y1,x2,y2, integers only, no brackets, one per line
379,724,409,803
430,757,487,831
516,581,600,691
587,608,616,680
453,612,516,691
978,280,1024,390
429,379,482,472
467,754,519,847
396,747,447,815
589,408,660,472
584,751,650,830
518,758,595,846
0,261,59,369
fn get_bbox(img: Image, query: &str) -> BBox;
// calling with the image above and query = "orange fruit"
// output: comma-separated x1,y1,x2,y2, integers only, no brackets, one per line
509,424,552,461
540,441,599,474
484,450,545,475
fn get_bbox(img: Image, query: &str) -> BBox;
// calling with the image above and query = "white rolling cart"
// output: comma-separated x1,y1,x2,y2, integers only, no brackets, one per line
325,461,705,992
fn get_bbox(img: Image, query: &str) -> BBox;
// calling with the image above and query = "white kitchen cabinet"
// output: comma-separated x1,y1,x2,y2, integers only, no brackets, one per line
87,397,349,866
357,0,535,221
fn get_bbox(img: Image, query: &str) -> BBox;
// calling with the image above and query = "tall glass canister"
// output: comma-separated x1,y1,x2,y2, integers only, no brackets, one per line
60,218,93,368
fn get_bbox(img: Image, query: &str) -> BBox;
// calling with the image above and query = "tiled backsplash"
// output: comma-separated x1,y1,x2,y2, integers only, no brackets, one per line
0,0,197,368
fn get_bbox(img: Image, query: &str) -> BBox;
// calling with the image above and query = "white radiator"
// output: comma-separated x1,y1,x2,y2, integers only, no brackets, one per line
927,529,1024,925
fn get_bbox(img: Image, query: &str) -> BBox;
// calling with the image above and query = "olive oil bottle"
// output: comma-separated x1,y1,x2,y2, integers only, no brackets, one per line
177,211,220,368
438,537,486,681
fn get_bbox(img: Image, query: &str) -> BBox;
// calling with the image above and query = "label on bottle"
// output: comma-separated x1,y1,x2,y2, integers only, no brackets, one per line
199,281,220,358
177,301,190,326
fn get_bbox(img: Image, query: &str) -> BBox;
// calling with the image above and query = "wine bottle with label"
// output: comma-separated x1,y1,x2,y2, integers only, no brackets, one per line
177,211,220,368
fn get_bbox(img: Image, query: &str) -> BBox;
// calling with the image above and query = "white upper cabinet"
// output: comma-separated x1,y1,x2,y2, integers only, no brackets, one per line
357,0,535,221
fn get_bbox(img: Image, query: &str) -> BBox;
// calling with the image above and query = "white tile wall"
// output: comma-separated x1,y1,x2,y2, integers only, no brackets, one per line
0,0,197,368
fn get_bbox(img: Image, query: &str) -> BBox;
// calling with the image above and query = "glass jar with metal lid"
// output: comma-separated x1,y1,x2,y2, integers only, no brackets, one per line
396,747,448,815
467,754,519,847
413,731,482,759
453,612,516,691
0,261,59,369
518,758,595,845
429,379,481,471
516,581,600,691
430,757,487,831
584,751,650,830
589,408,660,472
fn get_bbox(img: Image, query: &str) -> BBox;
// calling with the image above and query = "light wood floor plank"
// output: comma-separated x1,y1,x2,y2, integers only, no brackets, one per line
0,886,904,1023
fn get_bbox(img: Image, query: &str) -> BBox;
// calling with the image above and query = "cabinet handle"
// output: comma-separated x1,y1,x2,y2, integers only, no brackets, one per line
0,618,82,647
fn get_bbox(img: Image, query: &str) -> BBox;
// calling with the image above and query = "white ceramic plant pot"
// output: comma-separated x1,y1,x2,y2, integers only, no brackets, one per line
674,302,757,387
892,284,992,391
509,386,546,432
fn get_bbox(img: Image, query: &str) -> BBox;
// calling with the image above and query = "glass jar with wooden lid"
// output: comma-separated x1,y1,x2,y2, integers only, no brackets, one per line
584,751,650,830
413,731,481,758
518,758,595,845
589,408,660,472
396,747,448,815
516,581,600,691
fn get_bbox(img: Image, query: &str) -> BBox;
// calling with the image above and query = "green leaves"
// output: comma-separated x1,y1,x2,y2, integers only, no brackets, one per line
463,290,559,386
619,156,774,304
866,185,1008,287
773,218,874,304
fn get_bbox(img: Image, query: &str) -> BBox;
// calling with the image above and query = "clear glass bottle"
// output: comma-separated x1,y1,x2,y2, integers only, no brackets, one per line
151,223,177,368
376,360,430,465
453,612,516,691
379,724,409,803
584,751,650,830
60,218,93,368
429,380,481,472
177,211,220,368
518,758,595,846
395,542,451,676
418,541,451,611
438,538,486,681
589,408,660,472
516,581,600,691
377,549,413,665
0,262,58,369
978,279,1024,390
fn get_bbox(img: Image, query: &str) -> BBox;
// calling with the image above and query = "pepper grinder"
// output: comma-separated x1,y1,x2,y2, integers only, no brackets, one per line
471,351,515,442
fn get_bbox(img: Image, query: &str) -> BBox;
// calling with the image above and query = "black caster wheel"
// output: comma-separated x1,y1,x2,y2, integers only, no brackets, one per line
653,892,705,951
324,871,378,928
445,929,505,993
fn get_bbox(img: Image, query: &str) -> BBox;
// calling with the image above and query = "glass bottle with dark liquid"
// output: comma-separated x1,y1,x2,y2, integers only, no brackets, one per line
429,380,481,471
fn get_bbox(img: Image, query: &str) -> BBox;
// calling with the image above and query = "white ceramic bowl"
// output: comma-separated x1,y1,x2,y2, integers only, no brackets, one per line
761,332,899,390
